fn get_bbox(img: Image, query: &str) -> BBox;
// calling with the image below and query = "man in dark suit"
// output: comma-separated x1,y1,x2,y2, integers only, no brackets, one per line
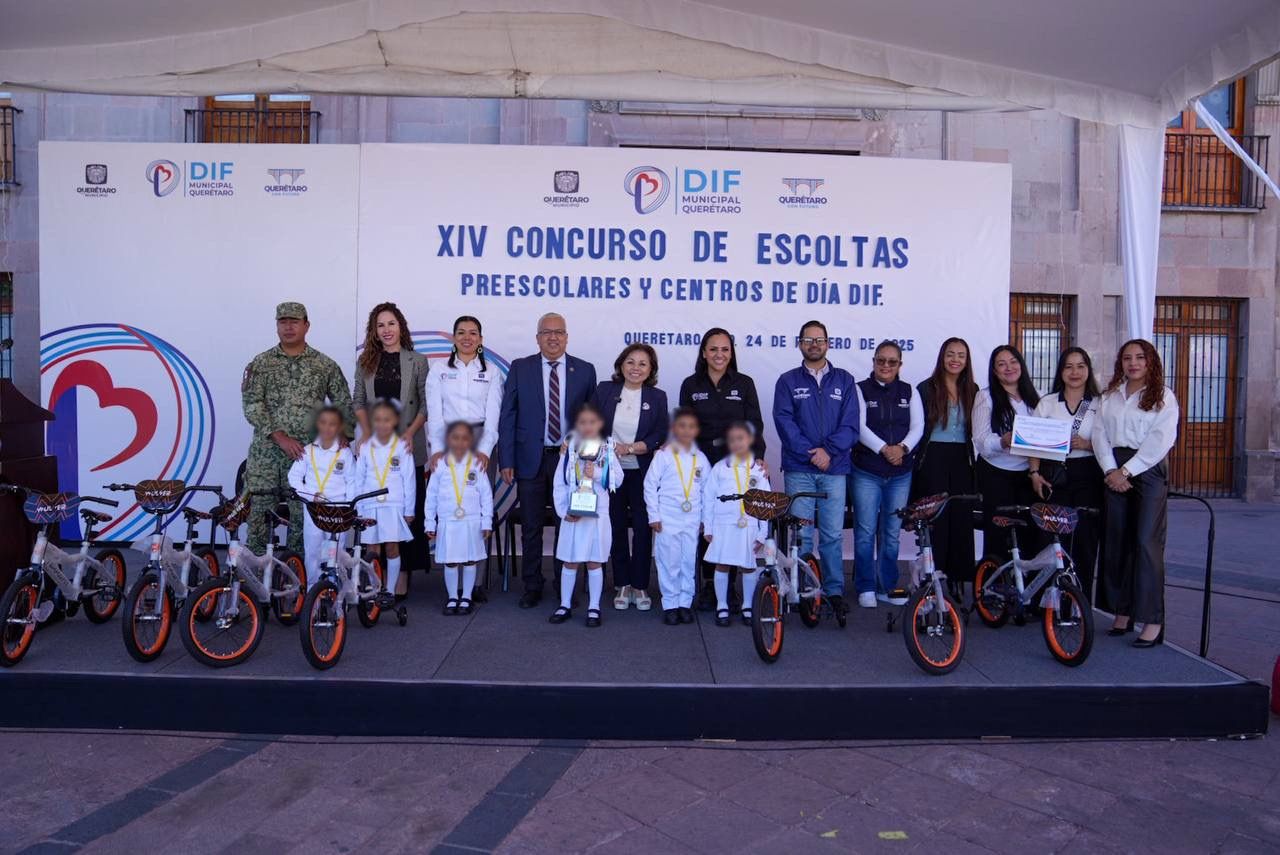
499,313,598,607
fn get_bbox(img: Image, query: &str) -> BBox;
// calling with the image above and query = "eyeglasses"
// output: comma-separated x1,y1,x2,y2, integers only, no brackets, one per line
874,357,901,367
538,329,567,338
799,337,828,346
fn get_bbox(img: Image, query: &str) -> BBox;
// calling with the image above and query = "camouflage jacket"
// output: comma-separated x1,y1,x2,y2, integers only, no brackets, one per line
242,344,354,442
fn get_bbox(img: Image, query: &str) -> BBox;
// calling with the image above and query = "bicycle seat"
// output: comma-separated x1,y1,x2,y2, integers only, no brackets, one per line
80,508,113,523
991,515,1027,528
353,518,378,531
182,507,212,521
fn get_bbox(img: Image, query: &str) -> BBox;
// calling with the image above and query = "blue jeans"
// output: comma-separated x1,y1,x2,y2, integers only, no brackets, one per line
852,467,912,595
783,471,847,596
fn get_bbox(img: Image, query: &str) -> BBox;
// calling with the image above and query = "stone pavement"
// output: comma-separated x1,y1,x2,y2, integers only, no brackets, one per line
2,501,1277,855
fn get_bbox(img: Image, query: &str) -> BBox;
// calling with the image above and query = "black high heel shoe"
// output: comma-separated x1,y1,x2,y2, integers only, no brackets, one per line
1107,617,1134,637
1133,626,1164,648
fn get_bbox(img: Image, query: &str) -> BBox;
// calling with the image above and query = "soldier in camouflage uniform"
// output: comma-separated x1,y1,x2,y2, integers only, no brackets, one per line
241,302,354,553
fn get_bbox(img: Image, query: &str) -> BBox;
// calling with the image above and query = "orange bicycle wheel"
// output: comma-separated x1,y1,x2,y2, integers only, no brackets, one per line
973,557,1010,628
0,578,40,666
903,586,965,675
796,553,823,628
356,555,385,628
751,573,784,663
180,578,264,668
301,579,347,670
121,572,173,662
1043,577,1094,666
83,548,126,623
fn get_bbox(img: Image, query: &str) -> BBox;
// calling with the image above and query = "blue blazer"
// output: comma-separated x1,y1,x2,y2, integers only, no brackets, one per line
498,353,597,479
592,381,669,473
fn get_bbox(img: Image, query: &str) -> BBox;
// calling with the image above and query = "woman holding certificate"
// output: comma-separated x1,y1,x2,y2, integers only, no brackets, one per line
1093,339,1180,648
972,345,1040,558
1027,347,1103,602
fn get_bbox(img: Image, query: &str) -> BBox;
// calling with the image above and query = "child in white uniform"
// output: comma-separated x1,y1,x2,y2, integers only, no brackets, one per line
287,407,357,586
354,400,416,607
703,422,769,626
550,403,624,628
425,421,494,616
644,408,705,626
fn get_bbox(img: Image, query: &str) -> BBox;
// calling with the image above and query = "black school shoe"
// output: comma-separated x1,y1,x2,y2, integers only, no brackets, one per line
585,609,602,628
715,609,731,627
678,607,695,624
548,606,572,624
663,609,680,626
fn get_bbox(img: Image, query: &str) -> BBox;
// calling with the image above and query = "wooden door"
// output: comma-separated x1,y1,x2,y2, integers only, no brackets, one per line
1163,79,1246,207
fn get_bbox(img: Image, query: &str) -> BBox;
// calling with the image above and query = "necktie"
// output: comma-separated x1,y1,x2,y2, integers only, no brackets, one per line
547,360,561,443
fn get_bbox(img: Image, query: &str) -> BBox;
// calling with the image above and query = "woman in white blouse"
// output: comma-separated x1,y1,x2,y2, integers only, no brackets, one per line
1027,347,1103,601
972,345,1041,560
426,316,504,470
1093,339,1179,648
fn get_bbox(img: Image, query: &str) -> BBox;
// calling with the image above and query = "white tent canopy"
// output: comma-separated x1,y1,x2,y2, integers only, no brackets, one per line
4,0,1279,335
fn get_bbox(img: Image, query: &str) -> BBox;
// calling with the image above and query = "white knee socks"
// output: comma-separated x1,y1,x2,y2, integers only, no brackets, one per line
741,569,759,612
444,565,459,599
587,568,603,611
461,564,476,601
385,556,401,595
714,571,729,611
560,567,578,609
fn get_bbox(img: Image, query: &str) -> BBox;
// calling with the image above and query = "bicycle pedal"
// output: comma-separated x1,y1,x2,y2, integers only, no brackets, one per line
34,601,56,623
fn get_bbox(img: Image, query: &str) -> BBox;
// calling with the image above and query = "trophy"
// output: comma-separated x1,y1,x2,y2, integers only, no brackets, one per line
568,436,604,517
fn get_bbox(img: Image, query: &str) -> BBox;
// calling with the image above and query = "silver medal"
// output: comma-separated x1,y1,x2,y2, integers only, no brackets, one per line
454,507,466,519
737,516,749,528
377,495,387,503
681,500,692,512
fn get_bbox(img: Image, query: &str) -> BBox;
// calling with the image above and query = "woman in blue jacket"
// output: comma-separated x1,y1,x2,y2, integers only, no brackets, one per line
593,344,669,611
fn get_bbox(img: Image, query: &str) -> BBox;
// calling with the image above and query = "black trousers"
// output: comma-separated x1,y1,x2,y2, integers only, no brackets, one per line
977,458,1038,559
609,467,652,591
517,447,561,593
1102,448,1167,625
911,442,976,582
1050,456,1104,603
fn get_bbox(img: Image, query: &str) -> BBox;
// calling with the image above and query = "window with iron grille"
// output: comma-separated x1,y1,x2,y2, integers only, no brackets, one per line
185,95,320,144
1,96,19,187
1163,77,1268,210
0,274,12,379
1151,297,1243,497
1009,294,1075,394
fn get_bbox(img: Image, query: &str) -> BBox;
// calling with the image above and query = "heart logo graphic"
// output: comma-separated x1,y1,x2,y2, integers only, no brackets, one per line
637,173,659,197
49,359,158,471
154,164,172,182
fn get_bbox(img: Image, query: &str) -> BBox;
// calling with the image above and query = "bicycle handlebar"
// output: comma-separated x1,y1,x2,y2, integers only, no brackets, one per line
996,503,1099,516
290,486,389,507
79,496,120,508
0,484,120,508
715,490,828,503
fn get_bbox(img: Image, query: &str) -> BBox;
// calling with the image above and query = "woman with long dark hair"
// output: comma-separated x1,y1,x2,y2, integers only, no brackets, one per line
913,337,979,593
426,315,503,470
972,344,1040,560
1027,347,1104,602
352,302,430,593
1093,339,1179,647
679,327,765,610
592,343,669,611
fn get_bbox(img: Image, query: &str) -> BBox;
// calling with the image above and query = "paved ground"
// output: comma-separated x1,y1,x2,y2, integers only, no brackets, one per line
2,500,1277,854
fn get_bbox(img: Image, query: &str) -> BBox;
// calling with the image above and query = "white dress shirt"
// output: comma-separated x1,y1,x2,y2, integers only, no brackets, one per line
855,379,925,453
1033,392,1099,460
541,356,570,446
426,354,504,457
972,388,1032,471
612,386,643,470
1092,385,1180,477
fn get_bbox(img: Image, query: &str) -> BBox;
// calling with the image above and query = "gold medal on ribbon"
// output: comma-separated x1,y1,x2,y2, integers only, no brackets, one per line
310,444,339,499
448,453,472,521
674,449,697,512
373,436,399,502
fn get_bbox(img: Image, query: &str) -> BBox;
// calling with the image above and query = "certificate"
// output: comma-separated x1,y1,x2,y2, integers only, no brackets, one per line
1010,414,1071,461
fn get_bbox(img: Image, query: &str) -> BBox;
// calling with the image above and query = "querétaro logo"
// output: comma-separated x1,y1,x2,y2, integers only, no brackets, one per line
623,166,671,214
545,169,588,208
78,164,116,197
145,159,181,197
265,167,308,196
779,177,828,208
41,324,216,540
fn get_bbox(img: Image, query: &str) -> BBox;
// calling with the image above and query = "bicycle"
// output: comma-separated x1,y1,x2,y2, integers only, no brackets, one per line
296,487,404,670
0,484,124,666
886,492,982,675
716,489,831,663
110,480,224,662
178,489,307,668
973,502,1096,666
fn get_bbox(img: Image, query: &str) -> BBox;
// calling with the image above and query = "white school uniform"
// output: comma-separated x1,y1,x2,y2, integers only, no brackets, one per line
287,440,357,580
552,436,624,564
354,435,416,543
642,443,706,610
702,456,769,570
426,355,504,459
424,453,494,564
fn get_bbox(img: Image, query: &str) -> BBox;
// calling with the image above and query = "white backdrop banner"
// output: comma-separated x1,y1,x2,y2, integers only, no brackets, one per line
40,140,1010,538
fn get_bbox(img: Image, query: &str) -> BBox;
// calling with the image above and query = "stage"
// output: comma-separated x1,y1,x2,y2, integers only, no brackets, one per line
0,559,1269,741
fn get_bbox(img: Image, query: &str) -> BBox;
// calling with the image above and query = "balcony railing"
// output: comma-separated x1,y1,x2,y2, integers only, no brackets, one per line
183,108,321,144
1,105,21,187
1162,133,1269,210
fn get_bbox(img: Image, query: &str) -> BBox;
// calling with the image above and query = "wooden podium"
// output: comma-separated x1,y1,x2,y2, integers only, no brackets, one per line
0,380,56,589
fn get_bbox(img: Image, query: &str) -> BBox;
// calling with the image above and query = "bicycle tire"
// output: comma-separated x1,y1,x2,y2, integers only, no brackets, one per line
301,579,347,670
1043,577,1094,667
902,585,965,676
191,547,221,622
973,557,1010,629
0,574,40,666
270,550,307,626
796,553,823,629
751,572,784,663
179,577,265,668
356,554,385,628
82,548,126,623
121,572,173,662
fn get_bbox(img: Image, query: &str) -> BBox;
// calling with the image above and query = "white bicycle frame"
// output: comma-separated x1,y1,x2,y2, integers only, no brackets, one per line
984,540,1069,612
760,536,823,607
222,532,301,608
131,534,199,618
318,536,381,607
27,530,113,621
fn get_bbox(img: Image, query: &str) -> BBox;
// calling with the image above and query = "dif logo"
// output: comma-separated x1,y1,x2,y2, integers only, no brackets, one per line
190,161,234,181
682,169,740,193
